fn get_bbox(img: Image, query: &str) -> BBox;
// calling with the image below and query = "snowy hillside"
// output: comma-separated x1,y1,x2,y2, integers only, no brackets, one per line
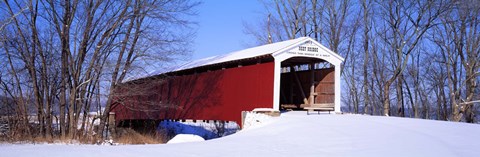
1,111,479,157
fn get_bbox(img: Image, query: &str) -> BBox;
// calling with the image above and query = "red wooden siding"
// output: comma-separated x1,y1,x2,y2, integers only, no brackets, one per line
111,62,275,126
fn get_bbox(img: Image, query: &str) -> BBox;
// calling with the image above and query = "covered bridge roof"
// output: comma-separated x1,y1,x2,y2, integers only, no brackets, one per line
169,37,308,72
126,37,343,82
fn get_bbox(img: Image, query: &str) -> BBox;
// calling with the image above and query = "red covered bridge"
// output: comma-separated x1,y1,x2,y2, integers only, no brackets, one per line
110,37,344,127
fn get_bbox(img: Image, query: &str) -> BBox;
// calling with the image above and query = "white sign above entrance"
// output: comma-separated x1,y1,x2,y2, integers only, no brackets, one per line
286,51,331,58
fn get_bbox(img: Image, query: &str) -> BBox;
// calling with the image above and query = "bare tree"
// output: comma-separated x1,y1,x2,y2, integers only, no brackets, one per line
376,0,447,116
433,0,480,122
245,0,480,122
0,0,198,142
361,0,372,114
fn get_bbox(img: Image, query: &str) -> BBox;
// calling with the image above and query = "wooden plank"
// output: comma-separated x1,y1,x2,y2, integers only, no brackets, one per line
311,103,335,108
281,104,298,109
304,106,334,115
309,63,315,105
304,107,334,110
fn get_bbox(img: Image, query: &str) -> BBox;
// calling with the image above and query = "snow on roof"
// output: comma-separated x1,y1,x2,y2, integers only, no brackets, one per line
169,37,310,72
125,37,311,82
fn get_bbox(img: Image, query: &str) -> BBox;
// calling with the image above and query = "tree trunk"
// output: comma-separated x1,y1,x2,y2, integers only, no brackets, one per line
362,0,370,115
383,82,392,116
396,74,405,117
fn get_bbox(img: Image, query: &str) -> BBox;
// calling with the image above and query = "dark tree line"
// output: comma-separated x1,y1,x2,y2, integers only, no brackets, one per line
246,0,479,122
0,0,198,141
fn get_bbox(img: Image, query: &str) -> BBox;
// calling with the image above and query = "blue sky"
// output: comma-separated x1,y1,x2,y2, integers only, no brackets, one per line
192,0,264,60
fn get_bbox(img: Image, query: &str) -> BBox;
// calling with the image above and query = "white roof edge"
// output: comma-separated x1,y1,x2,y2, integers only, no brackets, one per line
271,37,310,57
271,37,345,62
264,37,311,56
311,39,345,62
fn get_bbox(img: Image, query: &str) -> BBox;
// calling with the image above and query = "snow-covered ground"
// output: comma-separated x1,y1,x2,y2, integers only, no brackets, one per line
1,111,480,157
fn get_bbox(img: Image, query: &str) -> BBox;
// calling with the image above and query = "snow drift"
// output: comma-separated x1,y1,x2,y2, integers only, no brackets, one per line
166,134,205,144
1,111,479,157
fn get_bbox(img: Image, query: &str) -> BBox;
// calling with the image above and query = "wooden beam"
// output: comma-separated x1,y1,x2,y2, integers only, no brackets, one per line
290,75,294,104
280,85,287,103
290,66,308,105
309,63,315,105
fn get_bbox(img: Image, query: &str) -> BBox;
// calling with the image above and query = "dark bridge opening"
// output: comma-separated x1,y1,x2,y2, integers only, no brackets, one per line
279,57,335,110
